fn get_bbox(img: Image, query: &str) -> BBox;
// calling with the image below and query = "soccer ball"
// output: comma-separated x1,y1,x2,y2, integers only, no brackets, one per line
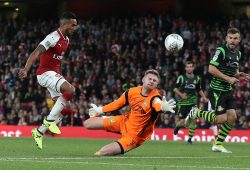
164,34,184,53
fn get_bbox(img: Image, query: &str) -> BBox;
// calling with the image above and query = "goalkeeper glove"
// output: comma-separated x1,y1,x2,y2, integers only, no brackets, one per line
89,103,103,117
161,96,176,113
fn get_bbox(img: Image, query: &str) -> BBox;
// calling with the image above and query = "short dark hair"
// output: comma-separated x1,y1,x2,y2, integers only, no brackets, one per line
144,69,160,79
185,61,194,66
227,27,240,35
60,11,77,20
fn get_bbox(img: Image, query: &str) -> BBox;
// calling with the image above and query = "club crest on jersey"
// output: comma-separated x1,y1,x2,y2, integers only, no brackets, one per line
143,101,147,106
109,117,116,124
217,105,224,112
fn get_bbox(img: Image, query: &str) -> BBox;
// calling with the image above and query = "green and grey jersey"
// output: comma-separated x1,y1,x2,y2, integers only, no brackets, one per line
209,45,241,91
174,74,201,105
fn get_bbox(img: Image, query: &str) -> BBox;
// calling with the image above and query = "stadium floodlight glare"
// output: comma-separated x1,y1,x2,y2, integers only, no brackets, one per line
4,2,10,6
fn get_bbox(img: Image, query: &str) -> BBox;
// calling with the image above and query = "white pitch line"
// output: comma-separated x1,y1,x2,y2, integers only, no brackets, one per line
1,155,250,160
1,159,250,170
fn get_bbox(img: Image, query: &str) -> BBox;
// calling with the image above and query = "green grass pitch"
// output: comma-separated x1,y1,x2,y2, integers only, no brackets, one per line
0,137,250,170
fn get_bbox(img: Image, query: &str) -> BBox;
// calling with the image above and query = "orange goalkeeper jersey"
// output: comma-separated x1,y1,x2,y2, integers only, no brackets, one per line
103,86,162,139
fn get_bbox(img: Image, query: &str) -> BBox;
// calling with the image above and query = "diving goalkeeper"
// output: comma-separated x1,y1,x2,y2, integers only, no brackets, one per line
84,69,176,156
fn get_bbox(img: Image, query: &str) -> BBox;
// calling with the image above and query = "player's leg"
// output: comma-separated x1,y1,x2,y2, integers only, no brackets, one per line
32,113,64,149
174,119,184,135
190,109,217,122
31,71,74,149
31,101,73,149
187,119,196,144
215,97,237,146
174,105,185,135
210,123,218,139
174,105,193,135
35,102,72,133
95,134,144,156
47,80,75,122
84,117,105,130
212,92,235,153
85,117,121,155
88,115,130,156
95,142,123,156
31,128,43,149
212,109,235,153
217,109,236,145
186,89,218,125
85,115,126,131
32,73,62,149
42,72,74,134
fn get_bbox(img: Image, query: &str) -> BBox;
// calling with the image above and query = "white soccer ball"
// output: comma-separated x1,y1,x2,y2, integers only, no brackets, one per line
164,34,184,53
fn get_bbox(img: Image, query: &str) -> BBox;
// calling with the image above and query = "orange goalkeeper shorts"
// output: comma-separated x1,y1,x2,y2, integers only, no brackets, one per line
103,114,145,153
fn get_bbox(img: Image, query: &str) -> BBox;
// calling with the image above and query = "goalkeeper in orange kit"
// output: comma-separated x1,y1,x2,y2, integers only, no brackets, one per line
84,69,176,156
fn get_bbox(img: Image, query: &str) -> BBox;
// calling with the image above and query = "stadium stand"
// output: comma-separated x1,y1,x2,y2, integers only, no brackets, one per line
0,13,249,129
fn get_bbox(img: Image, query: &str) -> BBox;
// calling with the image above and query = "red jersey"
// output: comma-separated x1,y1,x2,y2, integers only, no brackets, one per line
36,29,69,75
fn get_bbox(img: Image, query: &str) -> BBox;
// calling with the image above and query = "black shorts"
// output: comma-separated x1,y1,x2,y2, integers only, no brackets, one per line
208,88,236,115
177,104,196,118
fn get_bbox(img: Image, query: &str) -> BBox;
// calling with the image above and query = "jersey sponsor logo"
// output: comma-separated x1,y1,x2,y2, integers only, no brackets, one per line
184,84,195,89
52,54,63,60
226,61,239,68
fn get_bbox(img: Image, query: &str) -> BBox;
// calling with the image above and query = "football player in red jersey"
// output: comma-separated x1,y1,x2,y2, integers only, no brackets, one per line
18,11,77,149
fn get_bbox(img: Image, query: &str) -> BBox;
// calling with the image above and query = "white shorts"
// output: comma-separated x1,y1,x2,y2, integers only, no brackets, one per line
37,71,66,98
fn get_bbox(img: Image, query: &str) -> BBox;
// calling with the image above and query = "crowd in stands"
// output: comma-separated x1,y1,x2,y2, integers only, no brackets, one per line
0,13,250,130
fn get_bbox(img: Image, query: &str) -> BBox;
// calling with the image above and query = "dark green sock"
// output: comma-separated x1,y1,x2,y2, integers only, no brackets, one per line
215,121,233,145
196,109,216,122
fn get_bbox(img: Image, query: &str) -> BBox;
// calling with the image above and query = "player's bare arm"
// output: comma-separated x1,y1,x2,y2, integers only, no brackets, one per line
199,90,209,103
174,88,187,100
208,64,239,85
18,44,46,79
234,69,250,81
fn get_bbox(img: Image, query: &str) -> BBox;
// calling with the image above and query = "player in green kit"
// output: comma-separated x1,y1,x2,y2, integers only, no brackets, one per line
185,27,250,153
174,61,209,144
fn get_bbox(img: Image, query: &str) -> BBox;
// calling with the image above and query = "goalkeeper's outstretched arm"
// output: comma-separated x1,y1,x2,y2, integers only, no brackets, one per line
89,91,128,117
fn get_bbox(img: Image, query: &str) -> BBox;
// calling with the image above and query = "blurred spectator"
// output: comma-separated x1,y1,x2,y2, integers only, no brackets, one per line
0,14,249,129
